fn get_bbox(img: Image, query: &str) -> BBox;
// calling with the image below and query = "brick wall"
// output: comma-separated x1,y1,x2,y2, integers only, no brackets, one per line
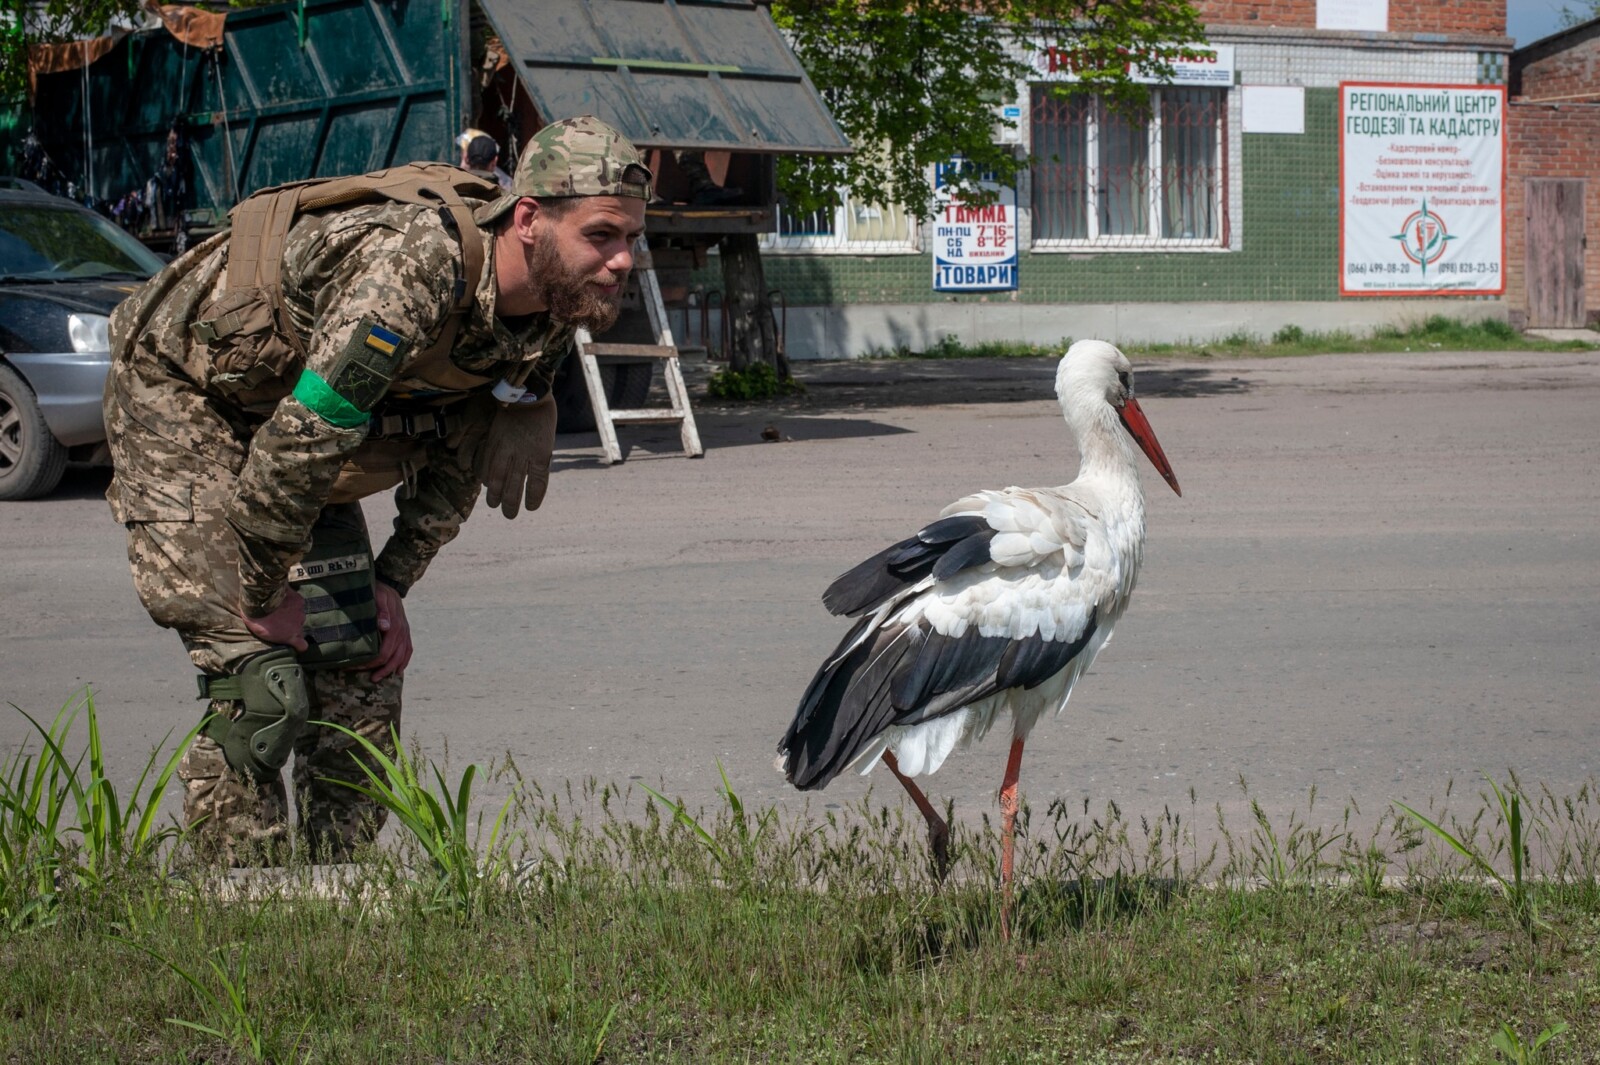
1193,0,1504,37
1504,100,1600,326
1195,0,1314,29
1515,29,1600,101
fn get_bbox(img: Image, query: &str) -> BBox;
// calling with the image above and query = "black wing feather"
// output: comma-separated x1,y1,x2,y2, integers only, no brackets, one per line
786,615,873,739
996,613,1098,691
822,514,994,617
781,621,924,789
781,611,1103,790
890,628,1010,712
915,514,994,545
929,532,998,581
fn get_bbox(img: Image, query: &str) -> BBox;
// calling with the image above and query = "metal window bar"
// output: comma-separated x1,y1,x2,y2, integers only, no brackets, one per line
767,193,918,253
1030,90,1089,241
779,204,836,238
1160,89,1221,240
1030,86,1225,247
1098,97,1150,237
845,200,915,243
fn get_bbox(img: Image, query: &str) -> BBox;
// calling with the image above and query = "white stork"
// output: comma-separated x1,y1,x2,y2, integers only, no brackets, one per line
777,339,1181,938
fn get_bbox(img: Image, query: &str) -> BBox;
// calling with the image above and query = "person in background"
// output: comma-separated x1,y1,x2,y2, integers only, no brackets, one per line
457,128,513,190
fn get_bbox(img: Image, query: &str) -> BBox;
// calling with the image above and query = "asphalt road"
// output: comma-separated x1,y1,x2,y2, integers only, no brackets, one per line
4,350,1598,846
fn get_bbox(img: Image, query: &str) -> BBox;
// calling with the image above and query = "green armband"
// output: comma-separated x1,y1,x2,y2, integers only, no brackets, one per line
293,369,370,428
292,317,411,426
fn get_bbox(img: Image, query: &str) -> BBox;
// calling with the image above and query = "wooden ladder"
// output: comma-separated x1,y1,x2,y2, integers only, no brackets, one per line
573,240,704,466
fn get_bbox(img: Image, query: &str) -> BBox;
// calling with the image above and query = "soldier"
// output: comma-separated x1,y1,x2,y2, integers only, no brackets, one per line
104,116,651,863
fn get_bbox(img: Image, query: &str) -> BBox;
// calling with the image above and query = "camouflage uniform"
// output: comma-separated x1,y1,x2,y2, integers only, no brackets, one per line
104,117,651,861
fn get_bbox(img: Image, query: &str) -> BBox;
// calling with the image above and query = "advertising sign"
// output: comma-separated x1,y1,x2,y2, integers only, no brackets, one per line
1028,42,1235,87
932,162,1017,293
1340,82,1506,296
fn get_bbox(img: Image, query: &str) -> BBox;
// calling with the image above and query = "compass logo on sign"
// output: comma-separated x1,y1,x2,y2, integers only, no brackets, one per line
1391,200,1455,276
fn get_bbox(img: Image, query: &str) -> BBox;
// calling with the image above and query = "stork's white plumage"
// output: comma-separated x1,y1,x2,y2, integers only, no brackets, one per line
777,339,1181,937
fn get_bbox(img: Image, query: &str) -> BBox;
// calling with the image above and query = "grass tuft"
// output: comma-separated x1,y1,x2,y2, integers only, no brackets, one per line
870,316,1596,361
1398,773,1543,942
1,689,195,930
705,361,805,400
3,697,1600,1061
316,721,516,915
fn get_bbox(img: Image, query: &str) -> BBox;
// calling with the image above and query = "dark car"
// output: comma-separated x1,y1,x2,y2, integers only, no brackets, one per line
0,178,165,499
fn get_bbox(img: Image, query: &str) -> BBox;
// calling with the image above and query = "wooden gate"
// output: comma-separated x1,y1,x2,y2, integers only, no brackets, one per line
1525,179,1586,328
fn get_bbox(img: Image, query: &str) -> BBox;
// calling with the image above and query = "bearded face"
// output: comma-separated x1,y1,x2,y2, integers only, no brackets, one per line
528,226,626,333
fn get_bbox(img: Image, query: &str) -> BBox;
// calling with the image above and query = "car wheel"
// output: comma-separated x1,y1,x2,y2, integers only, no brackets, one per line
0,362,70,500
553,360,655,434
609,359,654,410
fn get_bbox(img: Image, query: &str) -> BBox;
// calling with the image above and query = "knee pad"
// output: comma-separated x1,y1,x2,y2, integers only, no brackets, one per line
197,647,310,781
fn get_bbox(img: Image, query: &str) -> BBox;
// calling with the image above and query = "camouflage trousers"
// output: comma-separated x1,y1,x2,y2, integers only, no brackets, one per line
178,671,400,865
114,448,400,864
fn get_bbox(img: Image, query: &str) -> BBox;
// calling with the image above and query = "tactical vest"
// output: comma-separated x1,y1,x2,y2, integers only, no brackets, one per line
189,163,504,502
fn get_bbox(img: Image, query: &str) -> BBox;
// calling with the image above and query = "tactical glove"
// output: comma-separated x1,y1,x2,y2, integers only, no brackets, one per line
478,391,557,519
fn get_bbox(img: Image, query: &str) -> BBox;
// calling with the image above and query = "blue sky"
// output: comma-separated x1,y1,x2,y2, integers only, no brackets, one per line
1507,0,1585,45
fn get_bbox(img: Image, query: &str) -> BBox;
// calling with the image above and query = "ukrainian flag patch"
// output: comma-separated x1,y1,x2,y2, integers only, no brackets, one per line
365,324,402,356
320,315,410,415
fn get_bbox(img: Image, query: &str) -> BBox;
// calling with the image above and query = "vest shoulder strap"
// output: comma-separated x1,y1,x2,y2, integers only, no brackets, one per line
222,163,500,382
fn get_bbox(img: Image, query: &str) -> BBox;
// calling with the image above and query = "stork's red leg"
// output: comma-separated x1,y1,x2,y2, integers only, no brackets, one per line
998,736,1026,942
881,750,951,879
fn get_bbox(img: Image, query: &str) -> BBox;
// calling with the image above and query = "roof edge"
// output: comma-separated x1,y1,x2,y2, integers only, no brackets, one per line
1511,14,1600,71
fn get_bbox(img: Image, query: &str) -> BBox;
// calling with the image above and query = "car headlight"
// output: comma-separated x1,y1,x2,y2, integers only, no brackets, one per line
67,312,112,354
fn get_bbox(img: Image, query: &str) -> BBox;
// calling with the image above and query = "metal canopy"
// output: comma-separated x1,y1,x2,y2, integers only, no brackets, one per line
476,0,850,155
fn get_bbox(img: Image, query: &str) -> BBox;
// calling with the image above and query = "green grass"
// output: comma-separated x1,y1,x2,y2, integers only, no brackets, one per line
706,361,807,400
873,316,1597,361
1,689,196,930
3,696,1599,1063
317,721,517,916
870,334,1064,360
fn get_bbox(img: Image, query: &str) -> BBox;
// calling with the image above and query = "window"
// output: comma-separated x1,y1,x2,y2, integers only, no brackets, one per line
764,191,920,254
1030,87,1225,248
0,204,165,280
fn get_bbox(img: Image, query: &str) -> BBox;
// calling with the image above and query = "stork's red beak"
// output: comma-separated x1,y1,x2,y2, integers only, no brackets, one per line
1118,397,1182,497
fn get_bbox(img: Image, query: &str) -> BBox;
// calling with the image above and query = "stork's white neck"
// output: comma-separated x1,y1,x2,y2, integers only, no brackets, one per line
1070,403,1145,510
1064,399,1148,603
1053,347,1153,595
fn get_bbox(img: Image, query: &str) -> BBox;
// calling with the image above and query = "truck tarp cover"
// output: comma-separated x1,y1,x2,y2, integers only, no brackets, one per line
477,0,849,154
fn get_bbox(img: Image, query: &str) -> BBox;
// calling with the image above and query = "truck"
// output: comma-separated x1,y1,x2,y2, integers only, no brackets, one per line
2,0,847,477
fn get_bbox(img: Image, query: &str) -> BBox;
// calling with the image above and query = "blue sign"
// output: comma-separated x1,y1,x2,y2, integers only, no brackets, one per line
932,162,1018,293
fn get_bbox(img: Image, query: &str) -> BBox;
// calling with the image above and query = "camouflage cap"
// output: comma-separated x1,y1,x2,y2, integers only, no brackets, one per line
476,116,653,225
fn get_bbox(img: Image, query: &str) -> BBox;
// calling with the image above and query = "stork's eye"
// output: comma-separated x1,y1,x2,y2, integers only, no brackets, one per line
1117,371,1133,393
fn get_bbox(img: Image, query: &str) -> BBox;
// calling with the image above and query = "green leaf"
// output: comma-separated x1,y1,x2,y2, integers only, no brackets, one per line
166,1017,231,1041
639,782,730,868
1393,800,1505,890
